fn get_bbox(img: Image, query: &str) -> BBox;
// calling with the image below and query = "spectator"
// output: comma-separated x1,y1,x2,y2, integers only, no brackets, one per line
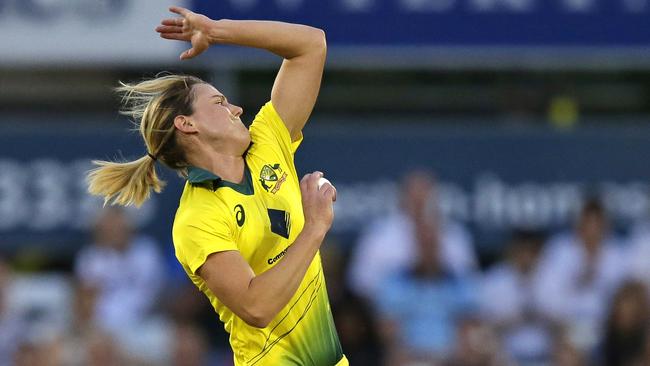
599,280,649,366
85,330,123,366
446,317,505,366
348,169,477,300
59,280,131,366
625,218,650,290
536,198,626,352
165,278,232,362
553,331,587,366
59,281,97,365
14,338,63,366
74,207,167,358
480,229,556,364
333,294,383,366
321,241,384,365
171,322,210,366
641,333,650,366
373,191,477,365
0,258,24,366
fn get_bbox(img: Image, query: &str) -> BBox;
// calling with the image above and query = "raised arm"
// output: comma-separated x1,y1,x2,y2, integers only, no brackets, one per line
156,6,327,141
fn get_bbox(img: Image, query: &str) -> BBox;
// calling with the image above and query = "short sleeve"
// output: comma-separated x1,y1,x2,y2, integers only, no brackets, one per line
174,207,239,275
250,101,303,156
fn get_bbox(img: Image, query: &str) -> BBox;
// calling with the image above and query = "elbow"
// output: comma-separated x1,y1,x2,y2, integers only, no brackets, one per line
316,28,327,54
308,27,327,55
244,315,272,329
240,306,275,329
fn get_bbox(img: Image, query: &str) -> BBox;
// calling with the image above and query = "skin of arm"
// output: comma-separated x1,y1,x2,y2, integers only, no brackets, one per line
157,7,327,141
198,225,325,328
199,172,335,328
208,20,326,141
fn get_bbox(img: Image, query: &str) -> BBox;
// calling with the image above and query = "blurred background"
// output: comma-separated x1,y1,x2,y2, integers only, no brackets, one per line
2,0,650,365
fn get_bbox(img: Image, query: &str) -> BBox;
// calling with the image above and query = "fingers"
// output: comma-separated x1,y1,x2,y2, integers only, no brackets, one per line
180,40,209,60
155,25,183,34
309,172,324,191
169,6,191,17
161,18,184,26
300,172,336,202
321,184,337,202
160,33,189,41
300,172,324,193
180,48,196,60
300,174,310,189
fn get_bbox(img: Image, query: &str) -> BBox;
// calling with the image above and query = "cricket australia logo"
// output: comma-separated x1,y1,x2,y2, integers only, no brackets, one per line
259,163,288,194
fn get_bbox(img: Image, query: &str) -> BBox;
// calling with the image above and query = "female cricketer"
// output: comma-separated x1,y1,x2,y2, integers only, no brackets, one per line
87,6,347,365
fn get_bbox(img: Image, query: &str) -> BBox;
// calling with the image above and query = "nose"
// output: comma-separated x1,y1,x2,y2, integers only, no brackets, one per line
230,104,243,117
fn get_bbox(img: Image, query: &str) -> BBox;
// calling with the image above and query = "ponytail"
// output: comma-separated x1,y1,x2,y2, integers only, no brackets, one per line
87,73,205,206
87,155,163,207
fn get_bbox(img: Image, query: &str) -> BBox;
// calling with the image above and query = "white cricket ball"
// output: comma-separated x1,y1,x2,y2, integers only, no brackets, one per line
317,177,331,190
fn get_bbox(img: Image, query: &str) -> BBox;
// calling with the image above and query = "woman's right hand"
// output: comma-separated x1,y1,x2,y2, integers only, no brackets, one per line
300,172,336,236
155,6,214,60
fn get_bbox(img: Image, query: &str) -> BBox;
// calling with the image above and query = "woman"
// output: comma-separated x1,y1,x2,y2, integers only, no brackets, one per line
87,6,346,366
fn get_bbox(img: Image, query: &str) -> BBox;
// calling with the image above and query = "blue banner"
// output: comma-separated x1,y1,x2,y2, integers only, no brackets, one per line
191,0,650,47
2,118,650,255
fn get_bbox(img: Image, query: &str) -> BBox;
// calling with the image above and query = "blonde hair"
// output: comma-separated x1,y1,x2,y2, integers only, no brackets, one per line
87,74,205,207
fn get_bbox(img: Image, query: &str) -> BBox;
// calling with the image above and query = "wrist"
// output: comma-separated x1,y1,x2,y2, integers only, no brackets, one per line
207,19,233,44
301,223,328,243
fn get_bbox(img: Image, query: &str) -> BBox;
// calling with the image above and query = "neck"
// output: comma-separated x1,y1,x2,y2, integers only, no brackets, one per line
190,149,246,184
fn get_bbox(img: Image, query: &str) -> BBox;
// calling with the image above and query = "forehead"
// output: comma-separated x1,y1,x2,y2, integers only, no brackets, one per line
193,83,223,100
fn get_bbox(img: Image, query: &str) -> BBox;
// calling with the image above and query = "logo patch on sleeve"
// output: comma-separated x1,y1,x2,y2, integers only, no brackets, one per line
267,208,290,239
259,163,288,194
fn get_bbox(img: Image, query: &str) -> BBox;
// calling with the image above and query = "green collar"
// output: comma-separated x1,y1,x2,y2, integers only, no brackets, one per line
187,164,254,195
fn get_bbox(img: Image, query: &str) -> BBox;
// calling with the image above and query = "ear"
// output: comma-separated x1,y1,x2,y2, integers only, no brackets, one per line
173,115,197,133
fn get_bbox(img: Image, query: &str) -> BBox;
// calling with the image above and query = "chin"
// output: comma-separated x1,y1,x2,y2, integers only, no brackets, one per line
239,132,252,152
242,129,252,143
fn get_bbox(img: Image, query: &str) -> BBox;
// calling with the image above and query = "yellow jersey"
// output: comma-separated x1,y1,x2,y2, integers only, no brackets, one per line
172,102,346,366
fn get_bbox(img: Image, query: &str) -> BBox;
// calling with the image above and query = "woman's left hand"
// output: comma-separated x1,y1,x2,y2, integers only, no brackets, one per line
155,6,213,60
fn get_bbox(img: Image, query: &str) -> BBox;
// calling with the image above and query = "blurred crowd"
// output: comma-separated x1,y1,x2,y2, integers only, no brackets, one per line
1,170,650,366
334,170,650,366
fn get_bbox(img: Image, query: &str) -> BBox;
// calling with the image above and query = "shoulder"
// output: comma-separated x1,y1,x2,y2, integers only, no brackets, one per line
173,186,240,273
74,244,106,273
545,231,574,250
441,219,472,241
177,182,229,212
249,101,302,154
481,264,512,292
602,237,627,262
130,235,161,255
539,231,575,261
483,264,514,284
360,212,409,237
383,269,414,289
174,184,232,233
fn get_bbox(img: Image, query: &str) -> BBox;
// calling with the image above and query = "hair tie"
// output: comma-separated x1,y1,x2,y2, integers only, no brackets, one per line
147,152,158,161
